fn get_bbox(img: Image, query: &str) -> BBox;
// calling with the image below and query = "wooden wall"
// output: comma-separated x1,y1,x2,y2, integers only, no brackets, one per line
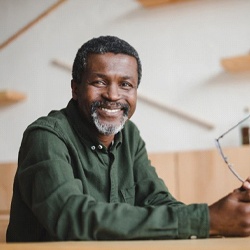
149,145,250,205
1,145,250,241
0,163,17,242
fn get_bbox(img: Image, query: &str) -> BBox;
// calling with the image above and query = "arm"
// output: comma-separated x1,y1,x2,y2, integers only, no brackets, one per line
15,123,209,240
209,178,250,237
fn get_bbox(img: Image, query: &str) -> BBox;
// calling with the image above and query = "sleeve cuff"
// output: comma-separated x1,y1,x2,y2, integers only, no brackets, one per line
177,203,209,239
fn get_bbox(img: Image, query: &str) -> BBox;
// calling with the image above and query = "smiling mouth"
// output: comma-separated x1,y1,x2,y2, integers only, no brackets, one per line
100,107,121,113
91,101,129,117
98,107,123,118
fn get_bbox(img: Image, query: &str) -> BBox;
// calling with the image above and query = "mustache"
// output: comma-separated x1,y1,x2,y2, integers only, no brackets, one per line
91,101,129,116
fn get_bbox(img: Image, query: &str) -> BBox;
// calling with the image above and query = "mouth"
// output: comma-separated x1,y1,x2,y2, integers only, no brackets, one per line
91,101,129,117
98,107,123,118
100,107,121,113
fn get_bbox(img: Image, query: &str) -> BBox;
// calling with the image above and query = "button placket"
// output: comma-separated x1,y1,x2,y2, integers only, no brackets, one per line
90,144,107,166
109,152,118,203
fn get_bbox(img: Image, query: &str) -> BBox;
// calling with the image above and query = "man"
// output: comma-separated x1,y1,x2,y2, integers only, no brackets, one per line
7,36,250,242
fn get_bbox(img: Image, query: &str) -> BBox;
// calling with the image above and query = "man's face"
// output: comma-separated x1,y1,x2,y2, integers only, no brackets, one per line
72,52,138,135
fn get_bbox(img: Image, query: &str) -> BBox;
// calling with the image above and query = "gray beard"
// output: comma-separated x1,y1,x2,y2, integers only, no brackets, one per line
91,111,128,135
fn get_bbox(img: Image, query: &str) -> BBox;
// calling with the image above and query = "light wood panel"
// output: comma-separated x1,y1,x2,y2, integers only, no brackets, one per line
1,238,250,249
176,146,250,204
0,90,26,106
0,163,17,213
137,0,191,7
150,146,250,205
221,54,250,72
149,152,178,197
0,163,16,242
0,214,9,242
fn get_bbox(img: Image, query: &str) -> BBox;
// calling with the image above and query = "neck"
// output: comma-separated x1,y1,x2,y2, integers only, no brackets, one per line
97,133,115,149
87,122,115,148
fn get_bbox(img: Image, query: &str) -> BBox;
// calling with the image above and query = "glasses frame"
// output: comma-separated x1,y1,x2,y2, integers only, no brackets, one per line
215,114,250,183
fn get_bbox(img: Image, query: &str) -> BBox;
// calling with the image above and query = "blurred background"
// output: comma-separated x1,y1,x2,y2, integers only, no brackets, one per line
1,0,250,162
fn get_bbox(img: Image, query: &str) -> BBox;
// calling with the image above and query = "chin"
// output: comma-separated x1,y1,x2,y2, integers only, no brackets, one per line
92,111,128,135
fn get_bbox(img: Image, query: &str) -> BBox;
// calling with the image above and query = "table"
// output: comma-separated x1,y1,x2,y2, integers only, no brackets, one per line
0,238,250,250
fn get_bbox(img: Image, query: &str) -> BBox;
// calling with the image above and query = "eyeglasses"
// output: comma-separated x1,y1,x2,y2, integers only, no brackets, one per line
215,114,250,183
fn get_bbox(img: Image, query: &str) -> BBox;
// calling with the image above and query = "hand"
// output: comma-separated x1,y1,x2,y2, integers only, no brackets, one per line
241,176,250,190
209,178,250,237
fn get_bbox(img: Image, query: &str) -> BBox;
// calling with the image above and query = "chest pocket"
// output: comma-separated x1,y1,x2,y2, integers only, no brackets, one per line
120,185,135,205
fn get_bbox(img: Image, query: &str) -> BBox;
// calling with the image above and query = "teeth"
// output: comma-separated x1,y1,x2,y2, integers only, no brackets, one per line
101,108,120,113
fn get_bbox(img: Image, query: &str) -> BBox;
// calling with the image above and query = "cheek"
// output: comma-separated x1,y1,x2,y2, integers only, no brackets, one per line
85,86,101,102
79,88,96,104
76,92,91,113
129,103,136,117
128,96,137,118
79,90,102,113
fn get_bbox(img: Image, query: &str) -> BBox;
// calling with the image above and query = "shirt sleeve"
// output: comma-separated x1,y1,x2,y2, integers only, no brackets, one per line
17,122,209,241
127,127,210,239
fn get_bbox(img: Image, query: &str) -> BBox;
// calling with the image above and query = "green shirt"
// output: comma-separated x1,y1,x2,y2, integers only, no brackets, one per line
7,99,209,242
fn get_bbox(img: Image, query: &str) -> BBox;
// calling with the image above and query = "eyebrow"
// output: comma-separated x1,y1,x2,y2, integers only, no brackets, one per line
93,73,135,81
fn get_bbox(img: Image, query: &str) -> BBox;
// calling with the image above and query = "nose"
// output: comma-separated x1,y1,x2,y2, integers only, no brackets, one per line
103,83,120,101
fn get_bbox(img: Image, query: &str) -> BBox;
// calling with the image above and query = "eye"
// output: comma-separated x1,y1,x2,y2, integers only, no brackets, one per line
92,80,107,87
121,81,133,89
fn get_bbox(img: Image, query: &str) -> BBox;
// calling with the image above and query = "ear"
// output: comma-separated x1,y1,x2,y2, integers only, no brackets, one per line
71,80,78,100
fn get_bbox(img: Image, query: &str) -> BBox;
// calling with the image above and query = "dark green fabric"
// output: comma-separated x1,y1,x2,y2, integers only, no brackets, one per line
7,99,209,242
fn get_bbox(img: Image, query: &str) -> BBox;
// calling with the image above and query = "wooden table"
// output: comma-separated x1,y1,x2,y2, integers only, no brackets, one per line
0,238,250,250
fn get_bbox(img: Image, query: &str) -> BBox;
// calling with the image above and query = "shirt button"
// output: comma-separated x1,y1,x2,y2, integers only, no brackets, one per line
98,145,103,149
91,146,96,150
190,235,197,239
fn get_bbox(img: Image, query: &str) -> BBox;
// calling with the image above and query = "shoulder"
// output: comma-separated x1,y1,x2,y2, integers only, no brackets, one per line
122,120,146,150
123,119,140,136
25,108,69,137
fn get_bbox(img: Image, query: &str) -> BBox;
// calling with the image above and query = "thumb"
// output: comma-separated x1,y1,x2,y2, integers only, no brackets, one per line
241,177,250,190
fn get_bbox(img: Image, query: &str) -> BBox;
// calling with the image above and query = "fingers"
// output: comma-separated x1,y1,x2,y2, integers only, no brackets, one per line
209,192,250,237
242,180,250,190
235,177,250,192
233,188,250,202
240,177,250,191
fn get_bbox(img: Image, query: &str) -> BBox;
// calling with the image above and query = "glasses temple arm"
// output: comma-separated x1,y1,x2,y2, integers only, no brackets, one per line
218,114,250,140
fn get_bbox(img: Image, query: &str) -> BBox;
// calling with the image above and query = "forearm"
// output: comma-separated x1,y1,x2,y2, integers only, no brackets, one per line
18,159,209,240
31,188,209,240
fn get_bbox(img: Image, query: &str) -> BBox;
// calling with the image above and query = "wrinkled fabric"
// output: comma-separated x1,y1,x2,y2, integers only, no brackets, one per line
7,99,209,242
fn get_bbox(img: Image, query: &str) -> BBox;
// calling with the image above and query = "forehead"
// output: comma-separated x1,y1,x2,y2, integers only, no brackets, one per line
86,53,138,76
